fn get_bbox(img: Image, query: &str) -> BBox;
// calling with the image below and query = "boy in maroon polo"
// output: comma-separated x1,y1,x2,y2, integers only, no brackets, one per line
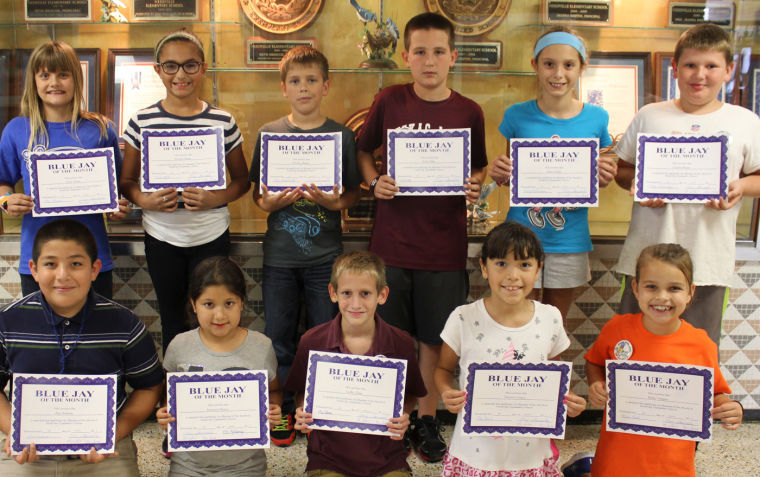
286,251,425,477
356,12,488,462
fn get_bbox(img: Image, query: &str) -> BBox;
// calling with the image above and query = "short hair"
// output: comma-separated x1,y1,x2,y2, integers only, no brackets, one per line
187,256,247,321
32,219,98,264
534,26,589,65
635,243,694,287
674,23,732,65
480,222,544,266
279,45,329,83
330,251,386,292
155,29,205,63
404,12,455,51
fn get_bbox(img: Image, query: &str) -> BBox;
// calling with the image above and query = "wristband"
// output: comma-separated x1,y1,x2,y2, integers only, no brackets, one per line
368,175,380,195
0,193,11,212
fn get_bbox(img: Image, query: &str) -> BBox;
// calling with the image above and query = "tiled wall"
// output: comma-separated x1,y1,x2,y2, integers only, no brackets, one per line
1,240,757,410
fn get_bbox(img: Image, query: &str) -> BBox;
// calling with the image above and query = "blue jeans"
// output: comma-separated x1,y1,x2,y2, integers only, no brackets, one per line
263,261,338,413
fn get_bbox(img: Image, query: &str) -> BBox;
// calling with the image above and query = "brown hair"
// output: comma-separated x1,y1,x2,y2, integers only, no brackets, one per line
674,23,732,65
403,12,455,51
279,45,329,83
21,41,109,150
155,29,206,63
330,251,386,292
635,243,694,286
32,219,98,264
534,26,589,65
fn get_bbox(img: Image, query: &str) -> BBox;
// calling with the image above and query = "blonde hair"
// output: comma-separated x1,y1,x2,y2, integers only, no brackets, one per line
21,41,109,150
330,251,387,292
635,243,694,287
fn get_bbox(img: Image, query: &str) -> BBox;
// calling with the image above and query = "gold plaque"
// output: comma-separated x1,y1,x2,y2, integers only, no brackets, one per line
239,0,324,34
424,0,512,37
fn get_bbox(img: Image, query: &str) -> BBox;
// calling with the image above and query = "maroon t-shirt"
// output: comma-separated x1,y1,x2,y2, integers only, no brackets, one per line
357,83,488,270
285,313,427,477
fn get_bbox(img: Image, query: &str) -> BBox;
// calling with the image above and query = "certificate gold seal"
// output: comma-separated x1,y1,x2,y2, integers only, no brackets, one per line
424,0,511,37
239,0,324,34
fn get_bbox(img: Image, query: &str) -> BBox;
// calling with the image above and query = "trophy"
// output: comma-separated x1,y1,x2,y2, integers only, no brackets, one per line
349,0,400,69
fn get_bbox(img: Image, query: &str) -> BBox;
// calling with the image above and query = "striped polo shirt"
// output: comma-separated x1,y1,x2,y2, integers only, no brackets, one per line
0,291,164,411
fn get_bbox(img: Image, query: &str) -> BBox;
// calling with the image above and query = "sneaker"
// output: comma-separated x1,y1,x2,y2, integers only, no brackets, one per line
161,435,171,459
403,428,412,455
410,415,447,463
561,452,594,477
271,412,296,447
545,209,566,230
527,208,545,228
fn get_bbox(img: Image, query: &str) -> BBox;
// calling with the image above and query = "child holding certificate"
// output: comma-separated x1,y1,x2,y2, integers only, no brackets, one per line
286,251,427,477
248,45,361,447
119,30,250,354
584,243,742,476
156,256,283,476
0,219,164,474
435,222,586,476
356,12,488,462
489,27,617,322
0,41,128,298
613,24,760,346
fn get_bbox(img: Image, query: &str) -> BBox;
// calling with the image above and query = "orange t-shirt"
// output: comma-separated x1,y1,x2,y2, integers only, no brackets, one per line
584,313,730,477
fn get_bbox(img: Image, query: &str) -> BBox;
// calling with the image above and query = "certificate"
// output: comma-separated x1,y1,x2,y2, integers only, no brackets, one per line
462,361,571,438
29,148,119,217
304,351,407,436
606,360,714,441
10,374,117,455
140,127,227,191
167,370,270,452
260,132,342,192
387,128,471,196
634,134,728,203
113,58,166,138
510,138,599,207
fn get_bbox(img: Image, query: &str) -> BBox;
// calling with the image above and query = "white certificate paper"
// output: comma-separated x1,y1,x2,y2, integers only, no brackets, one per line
10,374,117,455
634,134,728,203
167,370,270,452
304,351,407,436
260,132,342,192
606,360,714,441
463,361,571,438
140,127,227,191
510,138,599,207
29,147,120,217
387,128,471,196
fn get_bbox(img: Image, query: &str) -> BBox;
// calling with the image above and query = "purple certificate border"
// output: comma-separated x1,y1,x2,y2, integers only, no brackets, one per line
462,361,570,437
635,135,728,202
304,352,406,433
167,371,269,450
140,127,225,190
261,132,342,192
607,361,713,440
11,374,117,454
387,129,471,194
510,139,599,206
29,149,118,216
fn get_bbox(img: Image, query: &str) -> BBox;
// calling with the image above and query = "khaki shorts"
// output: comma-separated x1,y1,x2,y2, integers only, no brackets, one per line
536,252,591,289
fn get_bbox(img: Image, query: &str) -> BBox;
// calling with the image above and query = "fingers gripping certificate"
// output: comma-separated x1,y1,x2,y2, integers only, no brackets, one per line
260,132,342,192
387,128,471,195
167,370,270,452
463,361,572,438
634,134,728,202
29,148,120,217
509,138,600,207
10,374,118,455
606,360,714,441
140,127,227,191
304,351,407,436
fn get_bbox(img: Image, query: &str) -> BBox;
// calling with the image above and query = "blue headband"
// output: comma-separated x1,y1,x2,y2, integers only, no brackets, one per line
534,32,587,62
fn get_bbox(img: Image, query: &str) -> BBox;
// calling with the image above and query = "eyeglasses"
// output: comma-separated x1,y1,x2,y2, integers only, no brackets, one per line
156,60,203,75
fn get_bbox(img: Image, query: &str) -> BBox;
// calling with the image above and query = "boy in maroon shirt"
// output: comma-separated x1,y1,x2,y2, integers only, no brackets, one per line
356,12,488,462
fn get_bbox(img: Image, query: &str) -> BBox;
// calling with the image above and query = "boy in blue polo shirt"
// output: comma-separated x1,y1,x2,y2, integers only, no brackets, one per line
0,219,163,476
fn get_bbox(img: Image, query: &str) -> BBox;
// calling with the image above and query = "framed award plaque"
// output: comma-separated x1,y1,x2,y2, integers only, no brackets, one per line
239,0,324,34
424,0,511,37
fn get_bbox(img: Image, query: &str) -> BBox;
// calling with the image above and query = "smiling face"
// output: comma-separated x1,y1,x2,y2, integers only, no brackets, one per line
29,239,101,318
281,63,329,119
402,28,457,100
191,285,243,343
329,270,388,329
35,68,75,120
154,40,207,104
633,259,695,335
480,251,541,309
532,44,584,100
672,47,733,114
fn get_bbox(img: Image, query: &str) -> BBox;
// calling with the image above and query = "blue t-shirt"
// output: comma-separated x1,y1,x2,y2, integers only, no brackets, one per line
0,117,121,274
498,100,611,253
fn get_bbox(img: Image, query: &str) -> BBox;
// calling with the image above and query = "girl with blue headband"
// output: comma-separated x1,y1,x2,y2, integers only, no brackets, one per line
489,27,617,325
